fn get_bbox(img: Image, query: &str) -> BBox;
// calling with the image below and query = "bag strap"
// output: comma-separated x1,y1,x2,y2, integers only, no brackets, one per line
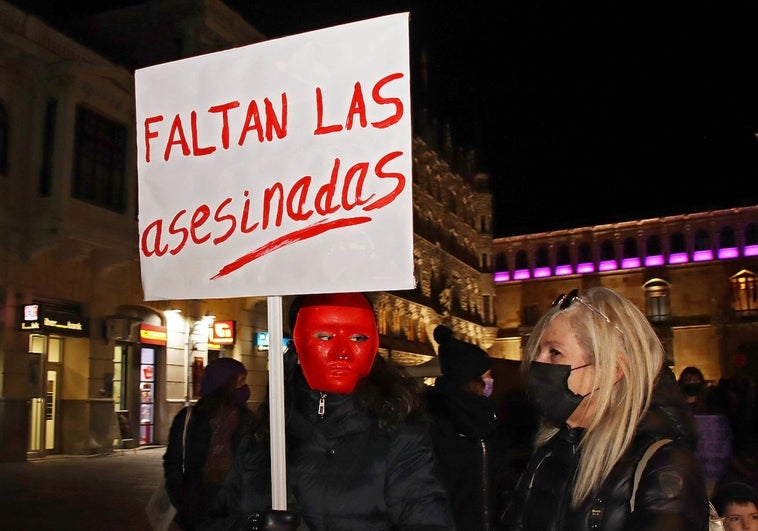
630,438,672,512
181,406,192,474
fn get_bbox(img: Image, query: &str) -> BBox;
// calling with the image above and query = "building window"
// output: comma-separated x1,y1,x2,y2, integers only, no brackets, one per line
730,269,757,315
494,252,510,282
622,237,640,269
645,234,664,266
599,240,617,271
481,252,490,272
483,295,492,324
555,245,572,276
72,106,127,213
0,101,8,175
514,250,530,280
40,99,57,196
535,246,550,278
643,278,671,322
669,232,688,264
693,229,713,262
718,226,738,259
377,308,389,335
745,223,758,257
577,243,594,274
495,252,508,272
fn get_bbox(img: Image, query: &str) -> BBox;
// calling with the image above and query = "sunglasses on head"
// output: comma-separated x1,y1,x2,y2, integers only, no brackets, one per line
552,289,612,324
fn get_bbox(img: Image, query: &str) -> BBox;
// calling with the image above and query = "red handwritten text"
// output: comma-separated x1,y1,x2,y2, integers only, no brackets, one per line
314,72,404,135
141,72,405,163
143,94,288,163
140,151,406,277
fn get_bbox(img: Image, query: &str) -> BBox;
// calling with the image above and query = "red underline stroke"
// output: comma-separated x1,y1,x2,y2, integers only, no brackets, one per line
210,216,372,280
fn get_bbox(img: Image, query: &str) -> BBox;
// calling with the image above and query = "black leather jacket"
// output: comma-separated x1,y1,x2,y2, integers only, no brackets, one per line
497,366,709,530
425,377,511,531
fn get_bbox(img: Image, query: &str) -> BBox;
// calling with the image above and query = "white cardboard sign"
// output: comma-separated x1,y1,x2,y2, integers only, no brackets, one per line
135,13,414,300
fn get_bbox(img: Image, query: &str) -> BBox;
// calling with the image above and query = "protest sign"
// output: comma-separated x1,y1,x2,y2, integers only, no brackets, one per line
135,13,414,300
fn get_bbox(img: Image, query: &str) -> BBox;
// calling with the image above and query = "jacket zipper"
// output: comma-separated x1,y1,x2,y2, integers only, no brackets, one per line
481,438,490,531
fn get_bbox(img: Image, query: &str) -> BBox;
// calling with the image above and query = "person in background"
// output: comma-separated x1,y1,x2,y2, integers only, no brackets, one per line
497,286,708,530
711,481,758,531
164,357,257,530
425,324,510,531
679,366,734,492
203,292,454,531
718,434,758,496
678,366,718,415
716,376,758,493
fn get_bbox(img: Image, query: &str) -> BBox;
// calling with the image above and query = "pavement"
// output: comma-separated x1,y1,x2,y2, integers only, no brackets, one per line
0,446,180,531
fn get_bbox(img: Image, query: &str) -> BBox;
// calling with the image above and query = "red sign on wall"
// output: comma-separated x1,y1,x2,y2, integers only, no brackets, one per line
140,323,168,346
209,320,235,348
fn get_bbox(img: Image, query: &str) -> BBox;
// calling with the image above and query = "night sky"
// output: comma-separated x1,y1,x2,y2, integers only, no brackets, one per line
235,1,758,237
21,0,758,236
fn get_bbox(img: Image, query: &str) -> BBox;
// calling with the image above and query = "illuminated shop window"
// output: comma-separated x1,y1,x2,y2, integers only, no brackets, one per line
139,348,155,445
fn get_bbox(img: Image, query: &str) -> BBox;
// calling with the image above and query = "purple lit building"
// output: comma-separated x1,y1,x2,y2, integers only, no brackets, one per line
491,206,758,385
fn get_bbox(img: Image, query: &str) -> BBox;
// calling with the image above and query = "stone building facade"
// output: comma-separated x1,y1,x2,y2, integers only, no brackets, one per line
0,0,494,460
491,206,758,386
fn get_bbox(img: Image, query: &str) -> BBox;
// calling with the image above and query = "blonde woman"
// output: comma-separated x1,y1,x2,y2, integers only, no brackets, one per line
497,286,709,530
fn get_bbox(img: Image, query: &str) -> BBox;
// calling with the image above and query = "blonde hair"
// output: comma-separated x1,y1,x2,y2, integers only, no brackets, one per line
523,286,664,507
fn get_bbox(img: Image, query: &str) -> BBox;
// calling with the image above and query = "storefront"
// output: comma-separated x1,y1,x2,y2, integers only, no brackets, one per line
20,302,89,458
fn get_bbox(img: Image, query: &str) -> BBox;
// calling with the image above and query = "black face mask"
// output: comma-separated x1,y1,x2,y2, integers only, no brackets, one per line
681,383,701,397
526,361,592,425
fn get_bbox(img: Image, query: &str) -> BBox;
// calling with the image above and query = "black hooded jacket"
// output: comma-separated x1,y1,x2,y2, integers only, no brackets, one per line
201,349,454,531
425,376,511,531
497,366,709,530
165,402,257,530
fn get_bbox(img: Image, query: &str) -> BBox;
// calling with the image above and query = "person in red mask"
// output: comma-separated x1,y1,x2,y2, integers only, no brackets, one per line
202,292,454,531
292,291,380,395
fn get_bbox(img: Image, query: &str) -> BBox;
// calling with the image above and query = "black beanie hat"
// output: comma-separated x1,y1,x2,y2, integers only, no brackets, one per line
200,357,246,397
434,325,491,382
433,324,454,344
712,482,758,515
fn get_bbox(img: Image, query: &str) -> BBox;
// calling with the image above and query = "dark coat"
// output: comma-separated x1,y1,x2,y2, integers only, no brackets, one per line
203,353,455,531
425,377,511,531
164,403,256,530
497,366,709,530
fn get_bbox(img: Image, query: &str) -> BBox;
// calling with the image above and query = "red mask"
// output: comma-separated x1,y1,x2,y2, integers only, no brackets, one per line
293,292,379,394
